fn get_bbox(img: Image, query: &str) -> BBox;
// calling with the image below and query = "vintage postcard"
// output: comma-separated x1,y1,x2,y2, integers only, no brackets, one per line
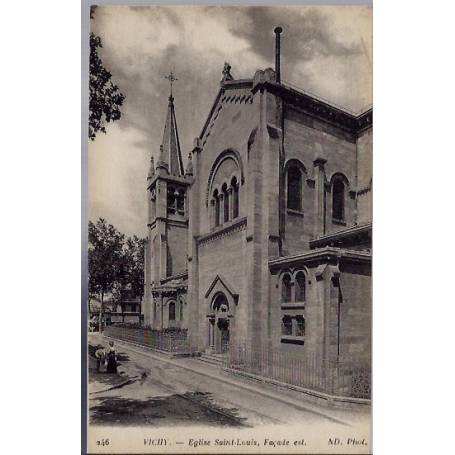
86,3,372,454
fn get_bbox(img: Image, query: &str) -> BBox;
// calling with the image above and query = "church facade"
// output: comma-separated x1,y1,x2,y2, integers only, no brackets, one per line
143,61,372,368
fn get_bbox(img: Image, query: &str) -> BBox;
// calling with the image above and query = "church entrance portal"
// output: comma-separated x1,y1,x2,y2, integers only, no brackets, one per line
208,293,231,354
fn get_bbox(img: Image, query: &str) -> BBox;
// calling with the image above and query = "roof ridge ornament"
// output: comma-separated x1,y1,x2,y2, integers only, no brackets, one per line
220,62,234,84
185,151,193,176
164,71,178,101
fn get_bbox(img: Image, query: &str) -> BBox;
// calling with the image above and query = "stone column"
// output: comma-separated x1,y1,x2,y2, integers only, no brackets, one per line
219,193,224,224
227,188,233,221
187,139,201,352
313,157,327,237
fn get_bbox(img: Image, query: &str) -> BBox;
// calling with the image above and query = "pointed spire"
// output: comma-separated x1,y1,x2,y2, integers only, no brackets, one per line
185,151,193,176
160,73,184,176
155,144,169,172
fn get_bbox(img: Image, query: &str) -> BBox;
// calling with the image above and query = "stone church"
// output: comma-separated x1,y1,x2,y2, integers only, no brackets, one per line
143,31,372,366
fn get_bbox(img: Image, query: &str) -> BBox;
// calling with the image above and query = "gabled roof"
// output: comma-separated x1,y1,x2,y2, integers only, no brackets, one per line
204,274,239,302
196,73,372,145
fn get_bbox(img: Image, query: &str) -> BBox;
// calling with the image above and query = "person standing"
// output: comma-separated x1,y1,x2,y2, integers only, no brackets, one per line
106,341,117,374
94,347,106,373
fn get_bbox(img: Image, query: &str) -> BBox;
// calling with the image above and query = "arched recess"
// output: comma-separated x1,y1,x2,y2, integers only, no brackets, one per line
212,292,229,313
284,158,307,176
206,149,245,206
329,172,350,188
167,300,176,322
329,172,350,222
204,274,238,316
284,158,307,212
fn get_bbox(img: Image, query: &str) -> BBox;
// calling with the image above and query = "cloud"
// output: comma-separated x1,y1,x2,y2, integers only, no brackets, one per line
88,5,372,237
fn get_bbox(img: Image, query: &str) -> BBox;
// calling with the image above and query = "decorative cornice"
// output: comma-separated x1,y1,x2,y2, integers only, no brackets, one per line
148,218,188,229
198,80,253,143
197,217,247,247
148,172,192,190
309,223,372,249
151,284,187,297
357,185,372,196
253,80,372,136
160,270,188,284
269,247,371,271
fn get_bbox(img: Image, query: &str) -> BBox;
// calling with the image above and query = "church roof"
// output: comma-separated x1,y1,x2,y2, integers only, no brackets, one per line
160,95,184,176
197,66,372,144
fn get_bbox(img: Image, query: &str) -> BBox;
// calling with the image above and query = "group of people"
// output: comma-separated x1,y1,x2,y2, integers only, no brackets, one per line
94,341,117,374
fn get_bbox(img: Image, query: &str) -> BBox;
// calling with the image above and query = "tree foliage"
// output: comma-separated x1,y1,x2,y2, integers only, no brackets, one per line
111,235,146,306
88,218,146,328
88,219,125,298
89,32,125,140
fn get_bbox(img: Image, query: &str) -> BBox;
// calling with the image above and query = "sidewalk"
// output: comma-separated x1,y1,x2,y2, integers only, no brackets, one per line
88,335,134,394
94,333,369,426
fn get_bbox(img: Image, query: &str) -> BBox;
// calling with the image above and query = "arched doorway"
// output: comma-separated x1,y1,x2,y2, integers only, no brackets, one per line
209,293,231,353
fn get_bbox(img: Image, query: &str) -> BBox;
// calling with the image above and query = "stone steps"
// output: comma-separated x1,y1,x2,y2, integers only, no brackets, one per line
198,353,226,367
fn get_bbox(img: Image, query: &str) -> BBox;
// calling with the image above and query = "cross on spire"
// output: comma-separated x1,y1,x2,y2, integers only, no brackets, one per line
164,71,178,98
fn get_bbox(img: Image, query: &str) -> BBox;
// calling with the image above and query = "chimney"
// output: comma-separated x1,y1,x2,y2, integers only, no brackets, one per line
274,26,283,84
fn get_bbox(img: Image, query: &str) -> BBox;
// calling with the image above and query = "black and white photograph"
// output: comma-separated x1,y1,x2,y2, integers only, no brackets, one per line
86,3,372,453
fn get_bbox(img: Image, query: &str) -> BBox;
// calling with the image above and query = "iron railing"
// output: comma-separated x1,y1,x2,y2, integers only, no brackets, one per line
104,325,190,354
226,344,370,399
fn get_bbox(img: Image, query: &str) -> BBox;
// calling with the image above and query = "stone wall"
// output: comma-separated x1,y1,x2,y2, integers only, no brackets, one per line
166,223,188,277
197,224,248,349
356,128,373,225
197,86,259,232
282,105,358,255
268,255,371,365
338,261,371,359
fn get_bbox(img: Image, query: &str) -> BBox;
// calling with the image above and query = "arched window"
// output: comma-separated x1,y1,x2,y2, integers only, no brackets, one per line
167,185,176,214
213,189,220,227
179,301,183,321
282,274,292,303
332,179,345,221
231,176,239,219
177,189,185,214
168,301,176,321
222,183,229,223
295,272,306,302
287,166,302,211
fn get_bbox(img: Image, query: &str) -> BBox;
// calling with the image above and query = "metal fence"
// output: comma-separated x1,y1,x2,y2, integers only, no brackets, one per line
104,325,190,354
226,344,370,399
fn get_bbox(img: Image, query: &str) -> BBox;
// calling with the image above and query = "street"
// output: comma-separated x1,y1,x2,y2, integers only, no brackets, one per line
88,334,369,429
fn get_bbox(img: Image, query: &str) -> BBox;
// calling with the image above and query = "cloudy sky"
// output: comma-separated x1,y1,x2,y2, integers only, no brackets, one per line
88,5,372,238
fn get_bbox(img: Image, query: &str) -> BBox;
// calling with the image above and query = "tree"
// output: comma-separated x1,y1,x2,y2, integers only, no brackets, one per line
125,236,147,303
89,9,125,140
88,218,125,331
111,235,146,320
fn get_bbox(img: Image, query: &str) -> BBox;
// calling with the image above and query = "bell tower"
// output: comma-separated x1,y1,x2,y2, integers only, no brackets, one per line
143,73,193,327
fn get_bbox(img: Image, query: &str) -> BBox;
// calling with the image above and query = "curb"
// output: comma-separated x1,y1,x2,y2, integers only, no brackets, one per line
223,367,371,407
105,336,356,427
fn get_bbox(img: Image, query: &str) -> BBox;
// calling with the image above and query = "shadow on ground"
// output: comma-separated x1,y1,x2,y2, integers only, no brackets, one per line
88,342,130,386
90,391,248,428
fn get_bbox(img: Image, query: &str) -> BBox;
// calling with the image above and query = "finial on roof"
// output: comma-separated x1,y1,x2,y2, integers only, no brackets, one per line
221,62,234,84
185,151,193,176
164,71,178,101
